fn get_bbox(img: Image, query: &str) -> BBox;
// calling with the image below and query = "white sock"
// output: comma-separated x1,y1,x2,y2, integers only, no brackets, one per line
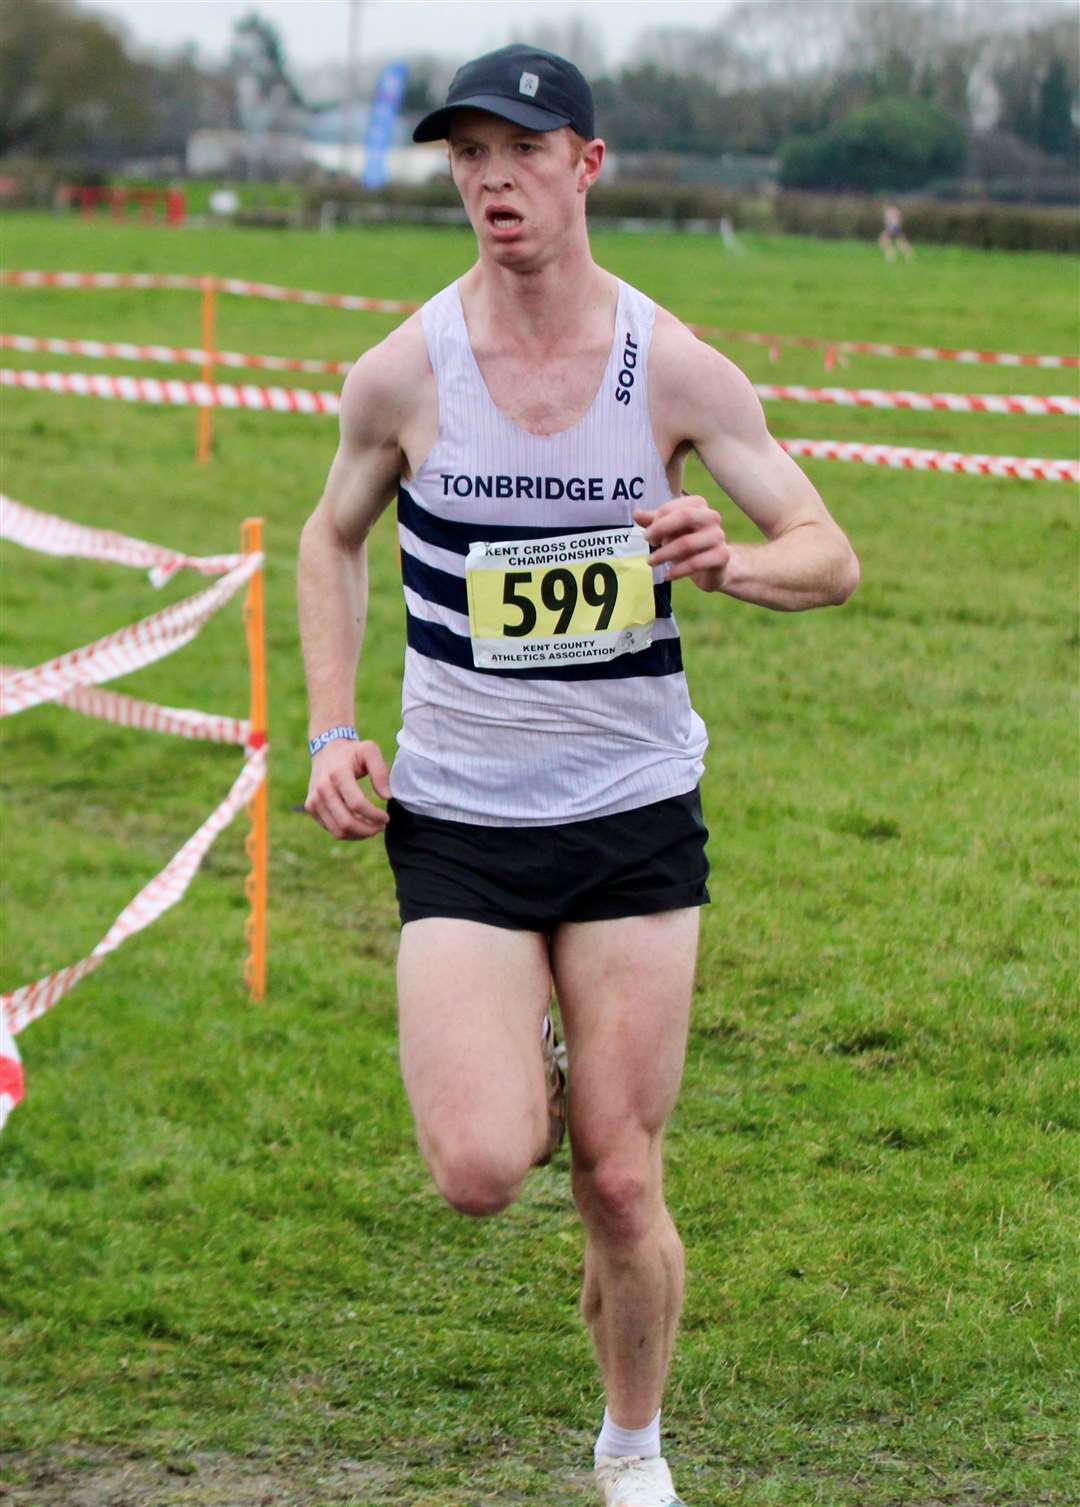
594,1407,662,1464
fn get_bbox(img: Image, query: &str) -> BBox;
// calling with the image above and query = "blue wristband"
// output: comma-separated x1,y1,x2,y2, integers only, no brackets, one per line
308,725,359,757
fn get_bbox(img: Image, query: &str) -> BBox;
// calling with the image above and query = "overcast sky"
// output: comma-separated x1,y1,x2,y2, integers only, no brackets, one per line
87,0,745,70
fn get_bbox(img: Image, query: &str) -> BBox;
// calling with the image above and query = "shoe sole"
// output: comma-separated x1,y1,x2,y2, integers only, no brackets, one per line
536,1029,567,1166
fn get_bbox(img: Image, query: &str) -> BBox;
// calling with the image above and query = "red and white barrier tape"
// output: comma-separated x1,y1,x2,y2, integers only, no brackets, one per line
1,332,354,376
756,385,1079,417
6,370,1075,481
778,438,1079,483
690,324,1080,369
3,744,268,1041
0,367,341,415
5,269,1075,368
0,551,261,716
2,271,204,293
6,342,1073,416
831,340,1079,369
53,685,249,745
214,277,415,313
0,669,249,746
1,269,418,315
1,495,246,584
0,1016,23,1130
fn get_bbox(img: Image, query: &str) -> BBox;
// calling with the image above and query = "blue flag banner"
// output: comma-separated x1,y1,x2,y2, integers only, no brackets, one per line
363,61,409,189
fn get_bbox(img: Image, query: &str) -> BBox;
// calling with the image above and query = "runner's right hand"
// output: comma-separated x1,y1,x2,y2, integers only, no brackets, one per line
304,738,391,839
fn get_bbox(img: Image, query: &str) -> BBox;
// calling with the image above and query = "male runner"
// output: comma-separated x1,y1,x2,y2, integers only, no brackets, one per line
298,44,859,1507
879,202,914,262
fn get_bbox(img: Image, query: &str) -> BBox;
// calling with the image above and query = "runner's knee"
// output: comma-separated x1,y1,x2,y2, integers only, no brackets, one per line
572,1156,660,1244
428,1141,528,1218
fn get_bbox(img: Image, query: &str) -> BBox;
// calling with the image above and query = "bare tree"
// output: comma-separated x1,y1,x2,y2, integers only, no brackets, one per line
0,0,149,157
633,25,752,94
516,15,607,77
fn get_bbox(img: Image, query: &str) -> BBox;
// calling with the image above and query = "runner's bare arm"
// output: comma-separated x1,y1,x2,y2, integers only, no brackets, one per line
298,318,430,838
642,313,859,610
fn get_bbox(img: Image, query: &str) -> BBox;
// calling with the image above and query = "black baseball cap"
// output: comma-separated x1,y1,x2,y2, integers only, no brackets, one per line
412,44,595,143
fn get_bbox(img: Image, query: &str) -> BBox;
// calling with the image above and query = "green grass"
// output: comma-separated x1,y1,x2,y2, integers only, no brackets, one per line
1,214,1078,1506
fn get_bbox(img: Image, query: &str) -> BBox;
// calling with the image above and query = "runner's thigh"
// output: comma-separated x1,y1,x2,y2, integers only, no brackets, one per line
397,917,553,1167
551,908,700,1167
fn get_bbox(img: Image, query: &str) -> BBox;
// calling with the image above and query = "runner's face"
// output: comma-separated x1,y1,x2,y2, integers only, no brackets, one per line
447,112,596,267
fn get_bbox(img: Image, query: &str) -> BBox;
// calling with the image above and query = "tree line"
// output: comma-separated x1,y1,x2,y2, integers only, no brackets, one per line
0,0,236,162
1,0,1076,196
580,1,1077,191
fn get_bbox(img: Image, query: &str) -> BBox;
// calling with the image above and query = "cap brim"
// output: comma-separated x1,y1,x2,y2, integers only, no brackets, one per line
412,94,571,143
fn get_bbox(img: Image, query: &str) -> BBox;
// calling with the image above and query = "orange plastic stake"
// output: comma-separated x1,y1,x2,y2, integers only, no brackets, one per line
242,518,268,1000
196,275,217,464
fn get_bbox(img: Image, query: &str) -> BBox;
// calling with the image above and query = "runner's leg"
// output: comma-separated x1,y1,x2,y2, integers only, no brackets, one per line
552,908,699,1427
397,917,554,1216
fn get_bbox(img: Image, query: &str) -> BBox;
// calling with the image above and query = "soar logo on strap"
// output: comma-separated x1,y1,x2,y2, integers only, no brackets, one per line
615,333,639,406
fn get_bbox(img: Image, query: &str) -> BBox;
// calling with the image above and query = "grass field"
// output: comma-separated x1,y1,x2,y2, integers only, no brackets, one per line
1,213,1078,1507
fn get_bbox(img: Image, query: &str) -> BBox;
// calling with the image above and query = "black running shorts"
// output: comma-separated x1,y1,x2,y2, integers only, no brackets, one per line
383,788,710,931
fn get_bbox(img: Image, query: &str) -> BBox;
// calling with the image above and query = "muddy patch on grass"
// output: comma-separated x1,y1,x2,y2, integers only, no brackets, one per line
0,1449,598,1507
2,1449,1034,1506
0,1448,396,1507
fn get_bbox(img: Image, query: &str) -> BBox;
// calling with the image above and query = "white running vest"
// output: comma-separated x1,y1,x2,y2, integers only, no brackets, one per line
390,277,708,826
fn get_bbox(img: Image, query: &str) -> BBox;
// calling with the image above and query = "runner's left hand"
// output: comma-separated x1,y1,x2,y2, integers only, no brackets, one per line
634,496,730,592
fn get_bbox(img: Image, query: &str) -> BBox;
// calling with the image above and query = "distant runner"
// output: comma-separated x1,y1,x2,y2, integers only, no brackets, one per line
298,43,859,1507
879,202,914,262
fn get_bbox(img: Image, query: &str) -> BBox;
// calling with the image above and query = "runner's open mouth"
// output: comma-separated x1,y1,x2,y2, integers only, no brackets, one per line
487,208,523,228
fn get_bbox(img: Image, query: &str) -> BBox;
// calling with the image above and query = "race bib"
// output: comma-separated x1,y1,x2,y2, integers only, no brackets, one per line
465,526,656,670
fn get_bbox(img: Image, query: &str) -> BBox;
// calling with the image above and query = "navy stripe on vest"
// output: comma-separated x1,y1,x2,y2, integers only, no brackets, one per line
399,485,632,555
406,611,684,682
401,547,466,615
401,545,672,622
399,488,674,622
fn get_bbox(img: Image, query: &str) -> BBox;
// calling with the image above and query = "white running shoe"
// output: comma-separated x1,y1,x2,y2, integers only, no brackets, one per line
536,1013,567,1166
595,1455,687,1507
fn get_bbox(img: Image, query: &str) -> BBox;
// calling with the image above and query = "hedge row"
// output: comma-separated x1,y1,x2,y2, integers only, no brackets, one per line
5,156,1076,253
773,190,1080,253
300,179,1078,253
301,178,772,230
